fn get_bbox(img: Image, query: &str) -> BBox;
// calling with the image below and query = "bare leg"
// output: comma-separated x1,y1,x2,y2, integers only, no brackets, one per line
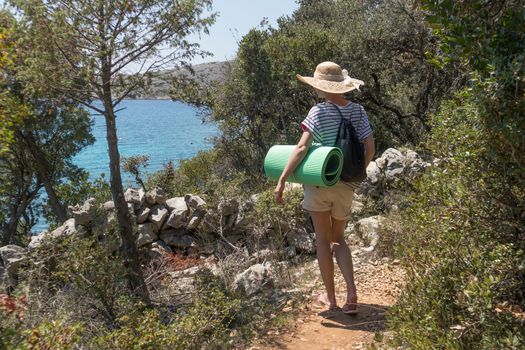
309,211,337,308
331,217,358,310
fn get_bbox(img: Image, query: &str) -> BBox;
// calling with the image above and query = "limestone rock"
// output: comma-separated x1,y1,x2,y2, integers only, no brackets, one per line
149,240,173,258
0,245,27,275
138,188,147,206
354,216,382,248
404,149,430,174
234,199,256,231
136,223,158,247
249,194,260,205
218,198,239,231
164,198,189,229
68,197,96,226
124,188,142,204
103,200,115,211
287,229,316,254
351,200,364,215
99,212,118,234
381,148,405,179
170,276,195,304
187,208,206,230
148,187,166,205
148,205,168,231
184,194,206,209
55,218,78,236
382,148,404,168
29,218,77,250
127,203,135,215
232,262,274,297
366,161,381,185
386,166,404,178
136,207,151,224
28,231,47,250
165,197,188,212
0,245,27,288
358,148,430,197
168,266,201,279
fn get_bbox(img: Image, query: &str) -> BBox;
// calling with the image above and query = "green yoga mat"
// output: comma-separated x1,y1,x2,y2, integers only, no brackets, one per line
264,145,343,187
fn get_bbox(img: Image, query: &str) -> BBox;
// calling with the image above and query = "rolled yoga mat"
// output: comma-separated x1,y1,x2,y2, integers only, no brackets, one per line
264,145,343,187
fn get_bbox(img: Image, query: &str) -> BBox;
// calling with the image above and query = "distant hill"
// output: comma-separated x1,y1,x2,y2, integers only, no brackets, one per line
127,61,231,100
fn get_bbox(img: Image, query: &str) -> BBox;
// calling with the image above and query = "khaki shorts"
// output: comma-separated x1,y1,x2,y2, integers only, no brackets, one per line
302,181,355,221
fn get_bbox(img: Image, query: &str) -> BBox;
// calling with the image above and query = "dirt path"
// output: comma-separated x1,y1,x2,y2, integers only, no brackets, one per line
249,259,405,350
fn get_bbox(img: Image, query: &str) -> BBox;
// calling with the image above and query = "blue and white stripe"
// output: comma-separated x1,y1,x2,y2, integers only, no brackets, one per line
301,100,373,188
301,101,372,145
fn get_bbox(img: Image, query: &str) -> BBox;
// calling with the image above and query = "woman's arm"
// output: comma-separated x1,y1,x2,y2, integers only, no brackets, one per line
363,135,375,168
274,131,314,203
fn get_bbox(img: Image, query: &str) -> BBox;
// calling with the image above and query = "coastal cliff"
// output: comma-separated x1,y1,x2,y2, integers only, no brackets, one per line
126,61,230,100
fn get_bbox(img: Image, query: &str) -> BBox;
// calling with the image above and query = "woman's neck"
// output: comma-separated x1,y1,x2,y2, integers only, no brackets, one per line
324,94,348,107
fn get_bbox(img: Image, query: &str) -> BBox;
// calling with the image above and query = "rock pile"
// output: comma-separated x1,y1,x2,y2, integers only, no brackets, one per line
359,147,431,197
0,245,27,289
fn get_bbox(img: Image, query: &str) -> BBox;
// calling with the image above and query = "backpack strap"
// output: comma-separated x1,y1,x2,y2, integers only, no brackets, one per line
332,104,346,146
332,103,359,145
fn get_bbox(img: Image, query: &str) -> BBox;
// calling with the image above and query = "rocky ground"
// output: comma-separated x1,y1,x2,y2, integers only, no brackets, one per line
246,257,405,350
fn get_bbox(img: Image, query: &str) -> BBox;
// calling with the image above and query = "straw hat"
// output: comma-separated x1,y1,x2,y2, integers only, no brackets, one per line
296,61,364,94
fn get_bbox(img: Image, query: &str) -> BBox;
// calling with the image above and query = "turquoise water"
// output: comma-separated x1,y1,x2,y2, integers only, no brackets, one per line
35,100,218,232
76,100,218,182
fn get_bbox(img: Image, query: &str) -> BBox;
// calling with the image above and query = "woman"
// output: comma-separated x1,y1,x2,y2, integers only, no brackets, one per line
274,62,375,314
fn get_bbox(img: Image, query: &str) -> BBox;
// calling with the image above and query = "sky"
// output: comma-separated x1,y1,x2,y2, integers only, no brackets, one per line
0,0,299,69
190,0,298,64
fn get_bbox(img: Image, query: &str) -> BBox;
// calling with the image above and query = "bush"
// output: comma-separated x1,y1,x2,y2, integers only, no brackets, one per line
1,294,83,350
94,271,249,350
43,173,112,229
146,149,263,205
0,294,26,349
388,95,525,349
255,187,305,236
18,232,132,332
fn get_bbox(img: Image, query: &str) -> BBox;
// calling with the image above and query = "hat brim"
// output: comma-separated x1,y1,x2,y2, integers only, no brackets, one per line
296,74,358,94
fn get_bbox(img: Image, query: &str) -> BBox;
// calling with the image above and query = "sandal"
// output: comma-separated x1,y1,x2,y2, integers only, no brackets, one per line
318,293,339,311
342,299,358,315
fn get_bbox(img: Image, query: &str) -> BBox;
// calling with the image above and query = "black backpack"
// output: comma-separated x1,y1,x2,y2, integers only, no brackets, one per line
333,104,367,183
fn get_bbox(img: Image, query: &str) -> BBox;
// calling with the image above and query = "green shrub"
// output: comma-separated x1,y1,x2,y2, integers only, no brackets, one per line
94,271,248,350
43,174,111,229
146,149,263,205
252,187,306,256
0,294,26,350
1,294,83,350
22,319,83,350
389,95,525,349
19,232,132,329
256,187,305,235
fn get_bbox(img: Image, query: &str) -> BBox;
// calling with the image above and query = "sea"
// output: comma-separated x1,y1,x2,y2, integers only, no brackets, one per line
33,99,218,233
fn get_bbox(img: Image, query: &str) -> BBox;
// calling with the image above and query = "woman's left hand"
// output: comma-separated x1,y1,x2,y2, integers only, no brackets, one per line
274,181,285,204
273,131,313,205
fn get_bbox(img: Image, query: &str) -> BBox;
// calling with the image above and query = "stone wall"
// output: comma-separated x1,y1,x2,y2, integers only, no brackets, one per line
0,148,431,294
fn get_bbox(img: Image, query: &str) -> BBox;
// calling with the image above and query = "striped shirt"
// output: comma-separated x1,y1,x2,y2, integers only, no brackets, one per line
301,100,373,188
301,101,373,144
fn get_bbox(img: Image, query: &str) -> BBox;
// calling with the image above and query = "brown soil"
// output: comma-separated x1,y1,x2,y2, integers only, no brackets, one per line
247,259,405,350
